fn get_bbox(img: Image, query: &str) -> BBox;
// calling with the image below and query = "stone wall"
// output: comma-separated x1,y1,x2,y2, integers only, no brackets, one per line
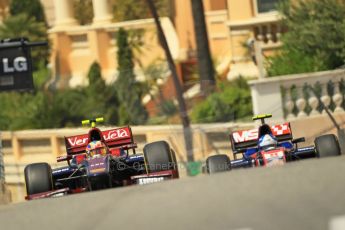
0,180,11,205
249,69,345,120
0,134,11,205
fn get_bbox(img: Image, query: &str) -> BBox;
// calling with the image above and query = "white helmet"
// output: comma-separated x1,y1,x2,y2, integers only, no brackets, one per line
258,134,277,149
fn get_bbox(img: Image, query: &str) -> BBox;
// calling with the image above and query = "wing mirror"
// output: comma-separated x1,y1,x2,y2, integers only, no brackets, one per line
292,137,305,144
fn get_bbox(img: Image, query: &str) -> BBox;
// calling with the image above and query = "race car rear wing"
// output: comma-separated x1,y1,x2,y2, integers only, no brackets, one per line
230,122,293,153
64,126,134,155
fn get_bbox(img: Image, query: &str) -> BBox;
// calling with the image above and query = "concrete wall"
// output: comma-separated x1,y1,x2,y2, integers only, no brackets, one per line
0,134,11,205
249,69,345,120
0,180,11,205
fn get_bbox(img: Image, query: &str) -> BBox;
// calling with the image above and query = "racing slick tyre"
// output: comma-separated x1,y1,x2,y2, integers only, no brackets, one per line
24,163,53,195
206,154,231,174
314,134,341,158
144,141,178,174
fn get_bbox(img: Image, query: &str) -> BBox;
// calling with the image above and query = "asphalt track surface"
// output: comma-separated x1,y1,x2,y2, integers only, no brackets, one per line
1,157,345,230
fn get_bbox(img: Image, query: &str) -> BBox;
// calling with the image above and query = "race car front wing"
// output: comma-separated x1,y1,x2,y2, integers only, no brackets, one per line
25,170,178,200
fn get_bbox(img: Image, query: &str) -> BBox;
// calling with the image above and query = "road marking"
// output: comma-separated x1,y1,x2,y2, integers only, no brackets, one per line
329,215,345,230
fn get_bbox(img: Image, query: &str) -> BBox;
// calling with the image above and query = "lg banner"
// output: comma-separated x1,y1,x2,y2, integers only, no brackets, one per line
0,38,47,92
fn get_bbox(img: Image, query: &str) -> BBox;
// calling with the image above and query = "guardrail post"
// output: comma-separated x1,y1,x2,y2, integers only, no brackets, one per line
50,135,60,158
11,136,22,161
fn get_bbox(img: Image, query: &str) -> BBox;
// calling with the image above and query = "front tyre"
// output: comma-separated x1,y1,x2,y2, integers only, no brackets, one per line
144,141,178,175
206,154,231,174
24,163,53,196
314,134,341,158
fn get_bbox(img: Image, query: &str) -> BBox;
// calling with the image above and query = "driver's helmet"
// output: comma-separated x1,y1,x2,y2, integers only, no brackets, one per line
258,134,277,150
86,140,108,158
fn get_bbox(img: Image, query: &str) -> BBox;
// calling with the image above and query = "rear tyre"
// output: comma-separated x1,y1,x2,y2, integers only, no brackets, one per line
314,134,341,158
144,141,178,174
24,163,53,196
206,154,231,174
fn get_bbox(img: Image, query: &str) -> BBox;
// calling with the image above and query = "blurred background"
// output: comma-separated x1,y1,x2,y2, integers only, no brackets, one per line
1,0,345,203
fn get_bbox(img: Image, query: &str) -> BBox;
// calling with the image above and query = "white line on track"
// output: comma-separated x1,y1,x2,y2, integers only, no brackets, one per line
329,215,345,230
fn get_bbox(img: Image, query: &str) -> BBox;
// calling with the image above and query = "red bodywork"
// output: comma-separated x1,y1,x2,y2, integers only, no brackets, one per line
26,126,178,200
257,147,286,167
57,126,137,163
231,123,292,144
65,126,134,155
229,122,293,159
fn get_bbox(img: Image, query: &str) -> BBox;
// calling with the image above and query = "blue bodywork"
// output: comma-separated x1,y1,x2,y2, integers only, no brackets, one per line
232,140,316,169
52,153,146,182
125,154,144,163
243,141,294,159
227,117,319,169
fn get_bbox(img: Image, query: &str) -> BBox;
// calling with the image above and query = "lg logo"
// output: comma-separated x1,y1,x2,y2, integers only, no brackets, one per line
2,57,28,73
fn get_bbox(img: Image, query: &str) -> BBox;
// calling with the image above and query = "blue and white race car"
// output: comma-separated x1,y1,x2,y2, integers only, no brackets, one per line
206,114,342,174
